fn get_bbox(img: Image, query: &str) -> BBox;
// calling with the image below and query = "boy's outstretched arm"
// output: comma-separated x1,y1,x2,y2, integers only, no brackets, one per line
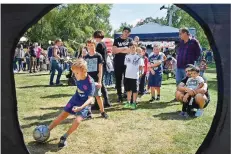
72,96,94,112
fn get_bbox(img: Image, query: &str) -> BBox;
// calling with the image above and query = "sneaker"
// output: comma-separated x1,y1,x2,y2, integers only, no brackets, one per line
183,112,189,118
195,109,204,117
58,136,67,148
117,96,123,103
49,82,54,86
149,97,155,102
156,97,160,101
101,112,109,119
179,111,185,116
130,103,137,110
123,102,131,109
56,83,63,86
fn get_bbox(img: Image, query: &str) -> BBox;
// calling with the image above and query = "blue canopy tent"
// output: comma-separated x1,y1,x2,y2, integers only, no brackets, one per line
114,23,180,41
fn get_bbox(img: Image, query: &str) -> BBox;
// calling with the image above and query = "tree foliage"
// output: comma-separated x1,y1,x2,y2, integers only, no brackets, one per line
170,6,209,48
25,4,112,53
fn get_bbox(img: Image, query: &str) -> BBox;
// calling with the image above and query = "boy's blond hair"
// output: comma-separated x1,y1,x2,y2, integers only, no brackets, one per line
71,58,88,73
136,47,142,53
86,39,96,46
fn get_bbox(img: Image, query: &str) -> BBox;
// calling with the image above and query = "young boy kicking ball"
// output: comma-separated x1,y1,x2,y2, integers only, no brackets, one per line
84,39,109,118
148,44,164,102
48,58,95,148
123,42,144,109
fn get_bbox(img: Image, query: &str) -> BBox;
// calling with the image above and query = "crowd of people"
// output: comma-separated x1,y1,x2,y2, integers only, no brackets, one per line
15,27,213,148
13,42,69,74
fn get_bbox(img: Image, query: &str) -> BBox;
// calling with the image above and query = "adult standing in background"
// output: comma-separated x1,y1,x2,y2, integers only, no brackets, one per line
49,39,63,86
112,27,133,102
29,43,37,73
93,30,112,108
14,44,25,72
176,27,201,85
34,43,42,70
59,42,68,71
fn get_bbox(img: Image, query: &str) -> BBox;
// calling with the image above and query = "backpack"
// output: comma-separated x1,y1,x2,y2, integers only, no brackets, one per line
48,46,53,58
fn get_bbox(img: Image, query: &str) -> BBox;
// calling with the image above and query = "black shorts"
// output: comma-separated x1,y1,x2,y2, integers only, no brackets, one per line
125,78,138,93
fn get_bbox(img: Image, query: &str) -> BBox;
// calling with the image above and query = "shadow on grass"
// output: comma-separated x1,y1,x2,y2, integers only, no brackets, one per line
23,110,63,121
40,107,63,110
18,84,69,89
41,94,72,99
161,82,177,86
27,139,62,154
137,101,179,110
153,111,195,120
21,117,75,129
27,73,50,77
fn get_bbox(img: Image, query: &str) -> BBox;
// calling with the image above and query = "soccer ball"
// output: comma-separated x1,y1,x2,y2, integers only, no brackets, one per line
33,125,50,143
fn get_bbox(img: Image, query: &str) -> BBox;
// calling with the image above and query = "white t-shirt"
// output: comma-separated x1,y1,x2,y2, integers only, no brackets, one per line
186,76,204,90
171,57,177,70
124,53,144,79
106,55,114,72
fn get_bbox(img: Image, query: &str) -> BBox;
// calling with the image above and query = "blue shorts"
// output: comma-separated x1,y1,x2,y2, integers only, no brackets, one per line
148,74,162,87
64,94,90,119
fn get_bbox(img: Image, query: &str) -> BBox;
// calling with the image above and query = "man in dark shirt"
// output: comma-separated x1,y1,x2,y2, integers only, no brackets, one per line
176,28,201,85
176,64,210,117
112,27,133,102
93,30,112,108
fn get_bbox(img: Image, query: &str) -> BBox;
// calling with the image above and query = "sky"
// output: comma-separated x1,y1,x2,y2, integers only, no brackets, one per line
109,4,169,32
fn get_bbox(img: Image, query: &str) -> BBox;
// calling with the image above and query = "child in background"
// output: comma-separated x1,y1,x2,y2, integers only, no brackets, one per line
123,42,144,109
148,44,164,102
199,59,207,77
137,47,148,95
84,39,109,118
39,54,45,71
105,50,114,87
48,58,95,148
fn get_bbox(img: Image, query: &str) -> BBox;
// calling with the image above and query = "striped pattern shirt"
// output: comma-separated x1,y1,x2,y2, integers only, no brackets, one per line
177,39,201,69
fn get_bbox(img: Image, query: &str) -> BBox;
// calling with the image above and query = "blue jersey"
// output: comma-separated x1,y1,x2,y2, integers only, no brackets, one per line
149,53,164,75
74,75,95,105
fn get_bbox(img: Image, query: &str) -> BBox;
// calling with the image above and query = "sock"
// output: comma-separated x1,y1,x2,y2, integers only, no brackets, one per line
63,133,68,139
152,96,155,99
157,94,160,98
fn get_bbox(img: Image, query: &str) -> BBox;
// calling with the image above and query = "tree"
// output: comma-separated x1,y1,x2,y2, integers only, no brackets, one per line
168,5,210,48
25,4,113,53
135,17,168,27
115,22,133,33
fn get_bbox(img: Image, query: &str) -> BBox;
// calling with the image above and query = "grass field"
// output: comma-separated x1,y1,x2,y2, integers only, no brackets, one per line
15,65,217,154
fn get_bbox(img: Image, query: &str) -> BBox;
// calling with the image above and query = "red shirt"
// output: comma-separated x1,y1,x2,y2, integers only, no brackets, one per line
144,56,148,74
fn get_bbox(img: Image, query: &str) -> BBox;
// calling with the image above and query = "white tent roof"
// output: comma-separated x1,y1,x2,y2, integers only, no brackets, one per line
19,36,28,42
116,23,179,34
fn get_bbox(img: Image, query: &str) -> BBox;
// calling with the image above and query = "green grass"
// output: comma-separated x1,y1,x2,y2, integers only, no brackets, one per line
15,65,217,154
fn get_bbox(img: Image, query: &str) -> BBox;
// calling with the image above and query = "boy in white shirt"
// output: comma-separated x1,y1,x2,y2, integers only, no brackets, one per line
124,42,144,109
